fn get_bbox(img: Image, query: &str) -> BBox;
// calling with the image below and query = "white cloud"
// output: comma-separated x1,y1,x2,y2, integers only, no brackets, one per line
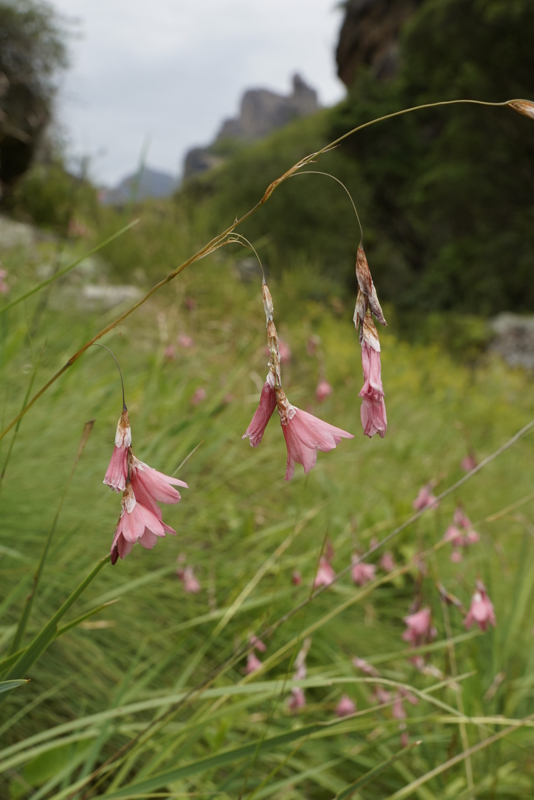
49,0,346,185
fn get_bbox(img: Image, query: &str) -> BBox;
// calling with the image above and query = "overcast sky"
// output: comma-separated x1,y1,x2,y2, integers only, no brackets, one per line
48,0,346,187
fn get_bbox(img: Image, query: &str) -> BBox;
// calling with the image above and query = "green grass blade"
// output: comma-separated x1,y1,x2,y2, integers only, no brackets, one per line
0,679,28,694
334,742,421,799
1,556,107,683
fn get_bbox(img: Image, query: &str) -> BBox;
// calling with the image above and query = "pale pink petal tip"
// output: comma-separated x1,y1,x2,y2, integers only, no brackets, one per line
316,379,334,403
243,373,276,447
351,556,376,586
336,695,356,717
281,407,353,481
182,565,201,593
314,557,335,588
288,686,306,712
245,652,263,674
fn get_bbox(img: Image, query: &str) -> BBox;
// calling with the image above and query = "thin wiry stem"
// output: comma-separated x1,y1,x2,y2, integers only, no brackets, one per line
0,98,522,442
227,233,266,283
291,170,364,246
91,343,127,411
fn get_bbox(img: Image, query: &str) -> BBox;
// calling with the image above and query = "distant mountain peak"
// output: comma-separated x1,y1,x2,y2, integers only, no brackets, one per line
100,165,178,205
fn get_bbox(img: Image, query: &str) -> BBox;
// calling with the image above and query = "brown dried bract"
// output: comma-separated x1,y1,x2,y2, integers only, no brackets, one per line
361,313,381,352
275,386,295,425
262,283,274,324
355,246,386,327
508,99,534,120
353,289,368,344
267,319,282,387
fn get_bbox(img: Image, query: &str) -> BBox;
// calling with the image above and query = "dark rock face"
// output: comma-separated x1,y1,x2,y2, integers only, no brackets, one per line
183,74,318,179
336,0,424,86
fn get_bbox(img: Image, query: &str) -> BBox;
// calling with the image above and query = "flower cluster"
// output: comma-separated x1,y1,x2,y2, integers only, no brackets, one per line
104,409,187,564
353,247,387,438
243,282,353,480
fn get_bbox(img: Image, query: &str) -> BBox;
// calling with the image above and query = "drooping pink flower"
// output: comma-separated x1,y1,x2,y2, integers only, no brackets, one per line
464,581,496,632
245,652,263,674
359,341,387,439
276,387,353,481
180,565,201,593
336,695,356,717
316,379,334,403
242,372,276,447
402,608,436,647
250,634,267,653
177,333,194,348
453,506,472,529
288,687,306,712
351,556,376,586
379,551,396,572
461,453,477,472
443,525,464,547
392,694,407,720
352,657,379,677
111,482,168,564
314,556,335,588
104,410,131,493
465,529,480,544
371,686,392,704
412,484,439,511
191,387,206,406
450,548,463,563
130,454,187,510
292,569,302,586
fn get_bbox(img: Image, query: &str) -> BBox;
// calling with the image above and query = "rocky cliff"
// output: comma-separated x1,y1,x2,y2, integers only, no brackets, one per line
336,0,424,86
183,74,318,179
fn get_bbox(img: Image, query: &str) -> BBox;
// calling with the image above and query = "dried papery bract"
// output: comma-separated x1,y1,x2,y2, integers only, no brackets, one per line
355,246,386,327
508,99,534,120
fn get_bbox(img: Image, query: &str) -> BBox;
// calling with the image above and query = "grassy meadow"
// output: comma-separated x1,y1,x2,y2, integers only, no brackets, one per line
1,194,534,799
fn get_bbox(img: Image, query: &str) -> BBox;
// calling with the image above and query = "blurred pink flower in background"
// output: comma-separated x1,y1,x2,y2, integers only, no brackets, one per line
191,387,206,406
402,608,436,647
454,506,472,529
279,338,292,363
250,634,267,653
288,687,306,712
461,453,477,472
443,525,464,547
336,695,356,717
351,557,376,586
242,372,276,447
450,548,463,563
184,296,196,310
371,686,392,704
164,345,176,360
177,333,194,348
245,652,263,674
359,342,387,439
352,657,379,677
181,565,200,593
314,556,335,588
392,694,407,720
292,569,302,586
464,580,496,632
379,551,396,572
412,484,439,511
316,379,334,403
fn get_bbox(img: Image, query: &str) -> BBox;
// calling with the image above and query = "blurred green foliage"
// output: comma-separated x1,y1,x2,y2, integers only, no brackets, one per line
178,0,534,319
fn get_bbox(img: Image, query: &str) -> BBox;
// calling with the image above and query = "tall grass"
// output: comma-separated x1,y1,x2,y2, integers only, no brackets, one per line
1,97,534,798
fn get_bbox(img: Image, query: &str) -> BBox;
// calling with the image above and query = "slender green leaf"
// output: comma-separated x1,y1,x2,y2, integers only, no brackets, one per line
0,679,28,694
